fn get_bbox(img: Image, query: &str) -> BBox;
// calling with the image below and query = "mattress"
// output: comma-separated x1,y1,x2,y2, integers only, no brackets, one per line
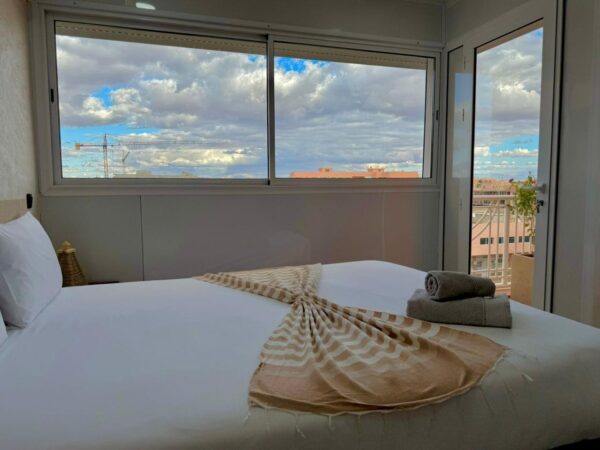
0,260,599,450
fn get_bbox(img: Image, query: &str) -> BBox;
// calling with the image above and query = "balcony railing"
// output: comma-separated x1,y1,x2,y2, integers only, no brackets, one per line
471,194,535,291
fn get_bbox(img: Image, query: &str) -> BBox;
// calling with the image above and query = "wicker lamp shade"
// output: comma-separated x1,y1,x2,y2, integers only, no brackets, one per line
57,241,87,287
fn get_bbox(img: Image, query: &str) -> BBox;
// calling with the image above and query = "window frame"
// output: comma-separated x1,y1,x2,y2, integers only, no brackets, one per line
32,6,441,195
270,39,436,184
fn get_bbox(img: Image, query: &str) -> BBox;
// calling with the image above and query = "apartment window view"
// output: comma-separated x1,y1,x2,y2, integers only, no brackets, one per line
55,22,268,179
274,43,430,179
470,24,543,298
54,23,433,180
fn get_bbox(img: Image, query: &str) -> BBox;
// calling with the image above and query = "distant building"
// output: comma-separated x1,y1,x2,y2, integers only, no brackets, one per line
470,177,535,283
473,178,515,195
290,166,419,179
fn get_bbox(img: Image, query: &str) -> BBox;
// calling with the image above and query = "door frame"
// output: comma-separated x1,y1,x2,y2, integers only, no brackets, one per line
441,0,564,311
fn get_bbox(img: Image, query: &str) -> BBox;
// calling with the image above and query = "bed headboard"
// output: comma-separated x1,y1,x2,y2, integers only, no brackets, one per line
0,194,33,224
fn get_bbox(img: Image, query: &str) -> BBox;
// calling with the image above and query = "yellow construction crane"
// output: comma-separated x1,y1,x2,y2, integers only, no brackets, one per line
74,134,205,178
74,134,118,178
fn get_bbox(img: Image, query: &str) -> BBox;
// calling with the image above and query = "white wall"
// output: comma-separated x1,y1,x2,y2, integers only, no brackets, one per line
40,196,144,281
446,0,530,43
552,0,600,327
41,192,440,282
91,0,443,44
0,0,37,204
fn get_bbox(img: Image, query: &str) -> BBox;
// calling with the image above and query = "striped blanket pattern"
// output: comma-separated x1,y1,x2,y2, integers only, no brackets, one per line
197,264,505,415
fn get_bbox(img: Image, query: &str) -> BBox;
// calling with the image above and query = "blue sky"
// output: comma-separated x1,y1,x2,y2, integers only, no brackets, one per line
91,86,114,106
276,58,327,73
474,135,538,181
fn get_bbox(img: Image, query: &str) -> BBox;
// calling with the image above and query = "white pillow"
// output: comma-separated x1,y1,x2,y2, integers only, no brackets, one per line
0,212,62,327
0,309,7,347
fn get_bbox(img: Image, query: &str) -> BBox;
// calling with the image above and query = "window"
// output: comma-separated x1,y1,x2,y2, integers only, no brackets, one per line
509,236,515,243
54,22,267,179
46,19,437,187
480,238,489,245
274,43,434,179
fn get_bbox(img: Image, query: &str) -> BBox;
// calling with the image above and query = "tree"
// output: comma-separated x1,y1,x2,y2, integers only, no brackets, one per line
510,174,537,248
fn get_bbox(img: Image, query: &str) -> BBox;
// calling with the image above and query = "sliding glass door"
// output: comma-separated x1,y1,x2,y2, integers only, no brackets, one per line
470,23,544,304
443,0,560,310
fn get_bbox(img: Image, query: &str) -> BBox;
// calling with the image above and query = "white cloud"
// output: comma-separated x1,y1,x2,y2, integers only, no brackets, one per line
77,88,150,125
495,148,538,158
56,25,544,178
57,34,431,177
141,149,255,168
475,146,490,156
473,28,544,181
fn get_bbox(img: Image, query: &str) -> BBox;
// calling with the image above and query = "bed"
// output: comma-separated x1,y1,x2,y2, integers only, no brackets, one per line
1,259,600,450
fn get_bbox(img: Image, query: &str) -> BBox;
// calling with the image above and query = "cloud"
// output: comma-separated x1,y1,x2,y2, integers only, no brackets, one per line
495,148,538,158
56,34,429,178
55,24,544,180
74,88,151,125
474,28,543,144
473,28,544,181
273,62,427,175
475,146,490,156
141,149,253,168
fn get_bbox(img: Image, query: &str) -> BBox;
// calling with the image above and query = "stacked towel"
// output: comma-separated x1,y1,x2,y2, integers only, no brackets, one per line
425,270,496,300
407,289,512,328
407,271,512,328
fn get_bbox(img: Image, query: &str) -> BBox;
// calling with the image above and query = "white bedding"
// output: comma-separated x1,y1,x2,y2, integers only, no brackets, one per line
0,261,599,450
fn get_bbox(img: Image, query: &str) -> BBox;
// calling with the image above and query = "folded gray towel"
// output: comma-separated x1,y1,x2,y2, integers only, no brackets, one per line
425,270,496,301
406,289,512,328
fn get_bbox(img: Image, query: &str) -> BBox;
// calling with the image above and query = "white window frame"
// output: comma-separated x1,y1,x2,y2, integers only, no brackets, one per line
30,3,441,195
440,0,563,313
270,39,436,185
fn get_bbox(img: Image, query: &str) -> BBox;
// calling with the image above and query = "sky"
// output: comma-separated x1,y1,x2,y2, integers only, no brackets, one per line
273,57,426,177
473,27,544,180
56,26,543,180
57,35,269,178
56,33,427,179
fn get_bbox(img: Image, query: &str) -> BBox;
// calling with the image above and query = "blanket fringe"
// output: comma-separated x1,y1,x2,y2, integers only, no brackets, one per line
242,410,251,426
294,414,306,439
478,385,496,415
521,372,534,382
380,414,388,447
265,409,270,436
502,380,519,416
250,348,541,424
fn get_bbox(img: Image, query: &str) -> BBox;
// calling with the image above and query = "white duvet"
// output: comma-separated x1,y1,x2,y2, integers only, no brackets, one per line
0,261,599,450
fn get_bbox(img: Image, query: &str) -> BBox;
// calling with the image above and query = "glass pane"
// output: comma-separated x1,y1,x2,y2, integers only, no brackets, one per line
443,46,473,272
471,24,544,301
274,43,429,179
473,25,543,181
55,23,267,179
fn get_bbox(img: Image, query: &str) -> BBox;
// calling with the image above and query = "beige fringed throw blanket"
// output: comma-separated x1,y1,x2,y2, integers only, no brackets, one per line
197,264,505,415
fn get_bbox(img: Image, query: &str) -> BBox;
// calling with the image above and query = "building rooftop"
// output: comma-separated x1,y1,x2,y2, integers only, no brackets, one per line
290,166,420,179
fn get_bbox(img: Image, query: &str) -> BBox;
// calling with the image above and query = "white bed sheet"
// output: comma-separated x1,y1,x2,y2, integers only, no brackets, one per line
0,261,599,450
